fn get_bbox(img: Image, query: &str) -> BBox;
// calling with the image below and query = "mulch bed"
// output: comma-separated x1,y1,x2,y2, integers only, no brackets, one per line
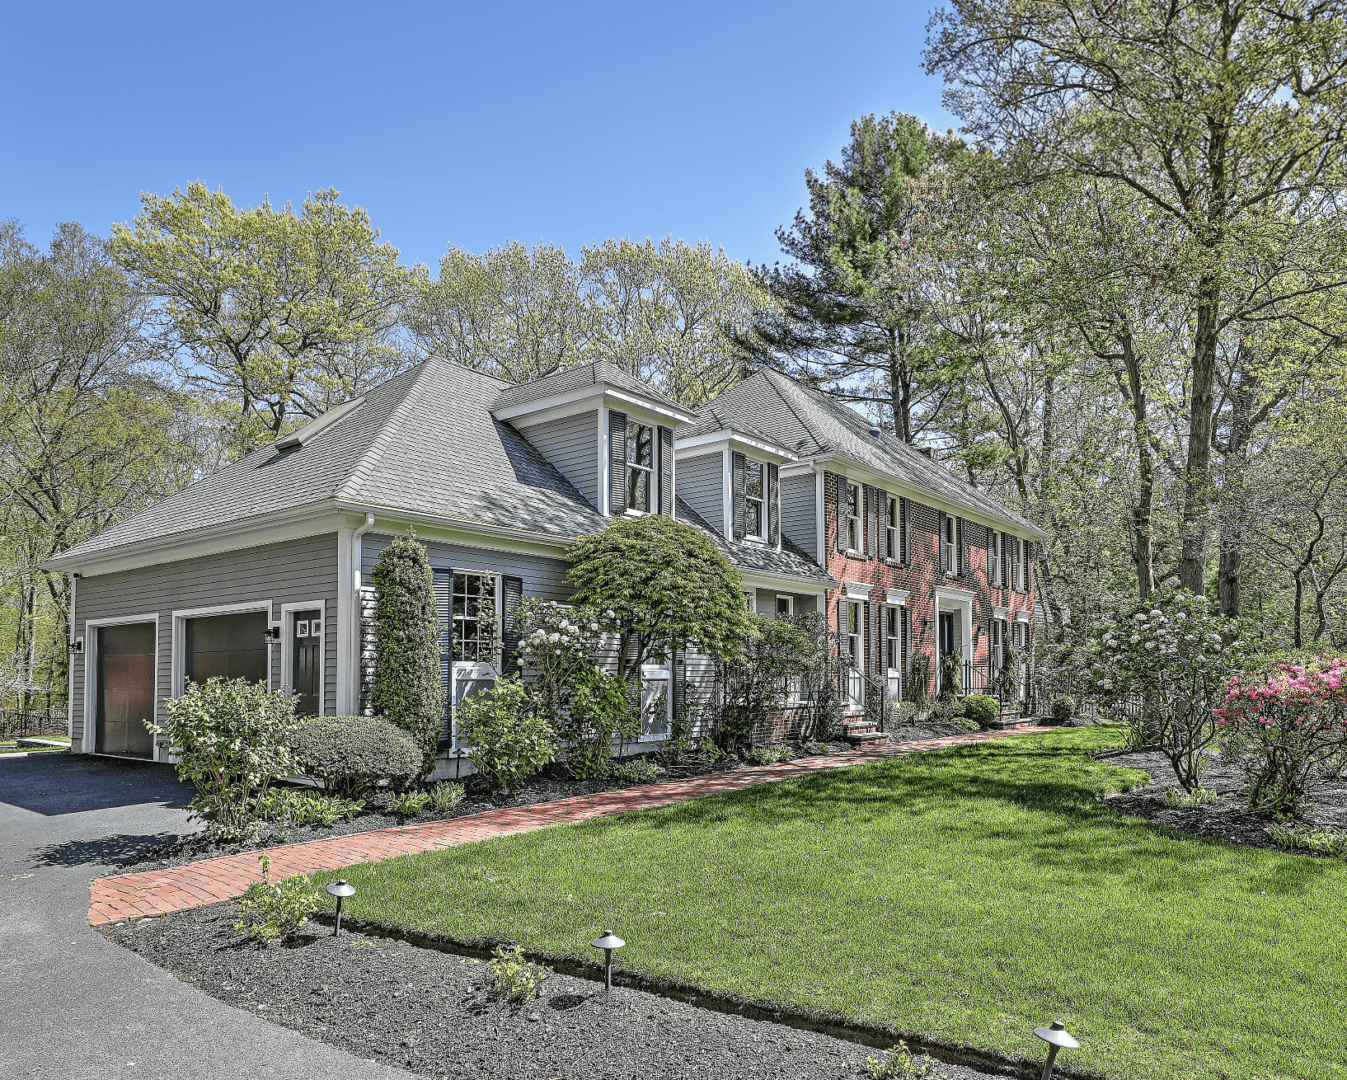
1100,748,1347,854
101,905,1007,1080
116,741,864,875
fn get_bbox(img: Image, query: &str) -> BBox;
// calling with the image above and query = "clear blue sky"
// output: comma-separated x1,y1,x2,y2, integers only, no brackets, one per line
1,1,955,272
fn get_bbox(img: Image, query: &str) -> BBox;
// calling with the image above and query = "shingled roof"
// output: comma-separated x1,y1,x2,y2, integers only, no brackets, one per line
695,370,1046,537
51,358,606,564
493,360,690,416
674,498,835,587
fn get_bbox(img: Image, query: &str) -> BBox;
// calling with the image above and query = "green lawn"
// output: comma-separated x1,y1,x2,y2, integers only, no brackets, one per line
315,728,1347,1080
0,734,70,754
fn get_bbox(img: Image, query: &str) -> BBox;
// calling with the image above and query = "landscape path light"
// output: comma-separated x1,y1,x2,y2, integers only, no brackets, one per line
325,879,356,936
1033,1020,1079,1080
590,930,625,992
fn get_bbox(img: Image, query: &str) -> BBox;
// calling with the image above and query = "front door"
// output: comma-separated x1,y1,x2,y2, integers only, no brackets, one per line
938,610,956,660
96,622,156,758
291,610,322,716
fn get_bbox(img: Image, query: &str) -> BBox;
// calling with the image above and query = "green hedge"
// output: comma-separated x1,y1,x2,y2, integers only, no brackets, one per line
289,716,422,798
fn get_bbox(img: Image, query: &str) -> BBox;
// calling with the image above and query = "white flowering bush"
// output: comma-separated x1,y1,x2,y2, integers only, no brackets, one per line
515,598,637,779
1087,587,1249,790
153,678,301,840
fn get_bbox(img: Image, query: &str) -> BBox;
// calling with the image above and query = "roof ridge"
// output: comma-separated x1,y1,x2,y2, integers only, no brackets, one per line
761,370,831,452
333,359,435,503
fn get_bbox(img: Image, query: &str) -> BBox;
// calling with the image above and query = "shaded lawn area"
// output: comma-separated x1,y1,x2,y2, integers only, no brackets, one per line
315,728,1347,1080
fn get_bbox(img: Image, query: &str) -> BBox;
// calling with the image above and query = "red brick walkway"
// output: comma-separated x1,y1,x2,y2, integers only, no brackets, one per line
88,726,1053,925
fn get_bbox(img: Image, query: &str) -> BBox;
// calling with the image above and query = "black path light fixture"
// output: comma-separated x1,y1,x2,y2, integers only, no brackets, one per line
590,930,625,992
1033,1020,1079,1080
325,879,356,936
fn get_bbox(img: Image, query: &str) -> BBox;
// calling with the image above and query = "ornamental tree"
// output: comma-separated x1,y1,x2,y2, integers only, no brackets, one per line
566,515,753,681
1215,654,1347,817
370,532,444,772
1089,586,1249,790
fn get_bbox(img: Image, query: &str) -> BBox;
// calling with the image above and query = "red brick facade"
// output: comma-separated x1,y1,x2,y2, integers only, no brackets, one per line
820,472,1035,698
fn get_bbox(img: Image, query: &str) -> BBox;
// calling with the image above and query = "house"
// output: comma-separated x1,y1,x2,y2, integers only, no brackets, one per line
41,357,1043,766
41,358,831,765
688,370,1049,715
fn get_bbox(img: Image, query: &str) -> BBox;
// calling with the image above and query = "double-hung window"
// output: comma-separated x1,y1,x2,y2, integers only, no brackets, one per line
846,483,861,551
626,422,654,512
886,496,900,561
451,571,497,663
885,606,901,671
989,531,1003,587
943,515,958,575
744,458,765,538
991,617,1005,673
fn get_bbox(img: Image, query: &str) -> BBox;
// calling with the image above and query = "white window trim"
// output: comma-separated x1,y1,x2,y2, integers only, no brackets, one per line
885,588,909,605
943,516,958,577
774,594,794,616
744,456,766,540
279,599,328,717
447,573,503,757
885,496,899,562
171,599,274,699
843,580,873,600
637,657,672,743
82,612,159,760
990,532,1004,587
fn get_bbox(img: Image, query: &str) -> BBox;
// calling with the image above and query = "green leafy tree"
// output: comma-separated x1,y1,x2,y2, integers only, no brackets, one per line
370,533,444,771
566,515,752,681
925,0,1347,596
112,183,413,453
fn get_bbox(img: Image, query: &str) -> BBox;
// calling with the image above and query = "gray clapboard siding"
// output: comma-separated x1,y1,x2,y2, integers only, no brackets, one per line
71,533,340,749
515,410,599,512
360,534,572,600
781,473,817,560
677,452,724,534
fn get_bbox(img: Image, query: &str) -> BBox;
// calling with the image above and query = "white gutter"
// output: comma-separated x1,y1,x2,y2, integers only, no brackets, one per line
348,513,375,714
67,573,77,741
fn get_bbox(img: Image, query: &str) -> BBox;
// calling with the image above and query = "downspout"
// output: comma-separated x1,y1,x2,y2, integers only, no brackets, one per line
67,573,78,744
350,513,375,715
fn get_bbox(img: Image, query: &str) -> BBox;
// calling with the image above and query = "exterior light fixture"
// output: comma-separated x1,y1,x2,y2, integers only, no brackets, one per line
263,625,281,644
1033,1021,1079,1080
325,879,356,935
590,930,625,992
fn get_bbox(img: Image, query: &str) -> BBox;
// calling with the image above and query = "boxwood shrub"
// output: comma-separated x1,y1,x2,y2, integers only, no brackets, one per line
289,716,422,798
962,694,1000,729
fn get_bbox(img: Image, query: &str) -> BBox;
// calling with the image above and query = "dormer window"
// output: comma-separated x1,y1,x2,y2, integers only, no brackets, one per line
626,422,654,512
731,451,779,545
744,459,764,538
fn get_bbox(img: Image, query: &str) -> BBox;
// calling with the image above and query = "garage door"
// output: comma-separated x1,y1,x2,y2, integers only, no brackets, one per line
96,622,156,758
185,611,268,686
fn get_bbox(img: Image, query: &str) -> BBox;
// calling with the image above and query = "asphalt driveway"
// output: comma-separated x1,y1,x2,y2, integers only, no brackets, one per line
0,751,417,1080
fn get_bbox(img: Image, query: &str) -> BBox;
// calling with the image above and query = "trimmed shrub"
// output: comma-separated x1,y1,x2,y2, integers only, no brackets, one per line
1051,695,1076,723
962,694,999,728
153,678,301,840
370,532,445,772
289,716,422,798
455,675,556,793
609,757,667,783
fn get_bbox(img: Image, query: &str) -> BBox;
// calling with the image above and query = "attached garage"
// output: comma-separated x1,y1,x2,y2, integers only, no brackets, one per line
92,620,157,759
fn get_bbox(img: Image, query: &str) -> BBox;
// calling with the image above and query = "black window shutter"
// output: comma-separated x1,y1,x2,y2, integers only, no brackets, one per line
658,425,674,517
731,451,746,540
902,497,911,564
876,489,889,560
501,576,523,675
829,474,840,552
863,600,872,677
838,596,848,653
958,517,967,577
1025,541,1034,593
902,606,912,683
767,462,779,546
609,411,627,515
938,510,947,573
1001,532,1010,588
865,486,876,556
878,602,888,672
987,529,996,586
672,647,686,722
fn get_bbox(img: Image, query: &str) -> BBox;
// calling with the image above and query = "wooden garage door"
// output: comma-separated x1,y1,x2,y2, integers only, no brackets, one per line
96,622,156,758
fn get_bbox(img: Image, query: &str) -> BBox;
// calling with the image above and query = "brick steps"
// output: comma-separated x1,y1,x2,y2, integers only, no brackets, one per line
88,725,1056,926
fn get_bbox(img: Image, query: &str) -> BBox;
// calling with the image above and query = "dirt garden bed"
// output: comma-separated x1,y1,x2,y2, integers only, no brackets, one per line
1100,747,1347,854
101,904,1009,1080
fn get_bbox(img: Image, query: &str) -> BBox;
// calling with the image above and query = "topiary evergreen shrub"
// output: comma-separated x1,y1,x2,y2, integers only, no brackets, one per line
370,532,444,773
962,694,1000,728
289,715,422,798
1051,695,1076,723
